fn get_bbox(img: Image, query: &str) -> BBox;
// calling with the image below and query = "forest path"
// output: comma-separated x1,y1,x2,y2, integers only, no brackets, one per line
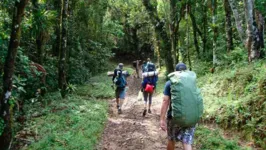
97,72,183,150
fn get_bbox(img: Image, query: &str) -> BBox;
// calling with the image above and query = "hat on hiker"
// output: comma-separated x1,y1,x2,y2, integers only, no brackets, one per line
175,63,187,71
118,63,123,69
147,58,150,62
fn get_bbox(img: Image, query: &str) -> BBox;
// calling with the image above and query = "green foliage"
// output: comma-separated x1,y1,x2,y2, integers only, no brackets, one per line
23,73,113,149
26,94,108,150
0,117,4,136
15,49,45,98
66,84,77,94
221,47,248,66
198,60,266,148
195,126,249,150
192,60,212,77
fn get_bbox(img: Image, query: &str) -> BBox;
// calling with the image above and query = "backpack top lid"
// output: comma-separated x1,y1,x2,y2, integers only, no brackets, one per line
146,62,155,72
168,70,196,84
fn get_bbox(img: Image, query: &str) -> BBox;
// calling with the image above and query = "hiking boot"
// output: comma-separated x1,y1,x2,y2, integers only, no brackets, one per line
118,108,122,114
148,109,152,114
142,109,147,117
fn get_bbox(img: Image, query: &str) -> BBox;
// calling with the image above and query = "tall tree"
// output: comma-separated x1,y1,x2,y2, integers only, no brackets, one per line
58,0,69,98
212,0,218,67
189,4,200,58
224,0,233,52
255,10,265,53
228,0,245,44
0,0,29,149
186,3,192,70
53,0,62,57
244,0,260,61
169,0,178,65
142,0,174,73
32,0,48,64
202,0,208,56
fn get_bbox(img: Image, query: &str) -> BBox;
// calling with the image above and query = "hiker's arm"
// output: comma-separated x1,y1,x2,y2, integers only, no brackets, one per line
112,70,116,82
160,95,170,120
160,95,170,131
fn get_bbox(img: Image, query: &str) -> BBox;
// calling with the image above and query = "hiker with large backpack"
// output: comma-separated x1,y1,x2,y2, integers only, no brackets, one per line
141,75,158,116
112,63,127,114
142,58,156,73
160,63,203,150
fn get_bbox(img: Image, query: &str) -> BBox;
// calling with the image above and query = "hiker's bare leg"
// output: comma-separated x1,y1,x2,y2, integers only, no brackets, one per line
144,102,147,109
116,98,119,107
148,93,153,110
119,98,124,108
183,143,192,150
143,91,148,116
143,92,148,110
167,140,175,150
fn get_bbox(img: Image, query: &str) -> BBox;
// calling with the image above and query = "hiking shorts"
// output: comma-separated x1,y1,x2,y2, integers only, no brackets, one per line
167,119,196,145
115,88,126,99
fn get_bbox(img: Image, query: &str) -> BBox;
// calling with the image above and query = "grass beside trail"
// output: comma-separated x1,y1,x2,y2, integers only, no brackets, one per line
194,126,250,150
23,73,113,150
197,60,266,149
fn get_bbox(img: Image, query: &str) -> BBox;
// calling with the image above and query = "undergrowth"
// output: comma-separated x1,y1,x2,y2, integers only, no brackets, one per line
198,59,266,149
194,125,249,150
20,73,114,150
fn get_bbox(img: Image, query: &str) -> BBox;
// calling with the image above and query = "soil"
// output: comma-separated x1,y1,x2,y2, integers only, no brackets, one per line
97,73,183,150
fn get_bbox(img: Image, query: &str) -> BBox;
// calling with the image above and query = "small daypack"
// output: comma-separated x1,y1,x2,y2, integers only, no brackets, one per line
144,84,153,93
144,76,157,93
168,71,203,127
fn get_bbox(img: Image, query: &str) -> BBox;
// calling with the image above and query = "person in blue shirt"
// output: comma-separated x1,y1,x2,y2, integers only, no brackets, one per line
112,63,127,114
141,75,158,116
160,63,195,150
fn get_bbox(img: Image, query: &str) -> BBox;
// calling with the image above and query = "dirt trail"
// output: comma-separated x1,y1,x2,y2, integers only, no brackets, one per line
97,73,182,150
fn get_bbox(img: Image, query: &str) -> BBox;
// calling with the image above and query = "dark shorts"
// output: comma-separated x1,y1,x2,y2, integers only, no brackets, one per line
115,88,126,99
167,119,196,144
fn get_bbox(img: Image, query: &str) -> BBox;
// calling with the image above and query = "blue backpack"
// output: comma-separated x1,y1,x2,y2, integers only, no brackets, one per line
115,71,127,88
143,76,157,88
146,62,156,72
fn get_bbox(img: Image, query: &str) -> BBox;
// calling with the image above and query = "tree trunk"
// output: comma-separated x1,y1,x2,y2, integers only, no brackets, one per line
175,22,180,63
224,0,233,52
189,7,200,58
52,0,62,57
255,10,265,57
186,4,192,70
170,0,178,65
202,1,208,56
142,0,174,73
58,0,68,98
0,0,29,149
244,0,260,62
212,0,218,67
131,27,140,58
32,0,46,64
228,0,245,44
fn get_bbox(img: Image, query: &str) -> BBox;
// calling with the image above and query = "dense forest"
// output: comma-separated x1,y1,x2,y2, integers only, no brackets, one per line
0,0,265,149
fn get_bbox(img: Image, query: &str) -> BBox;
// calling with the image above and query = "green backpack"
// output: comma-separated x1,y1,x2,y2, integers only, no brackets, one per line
168,71,203,127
